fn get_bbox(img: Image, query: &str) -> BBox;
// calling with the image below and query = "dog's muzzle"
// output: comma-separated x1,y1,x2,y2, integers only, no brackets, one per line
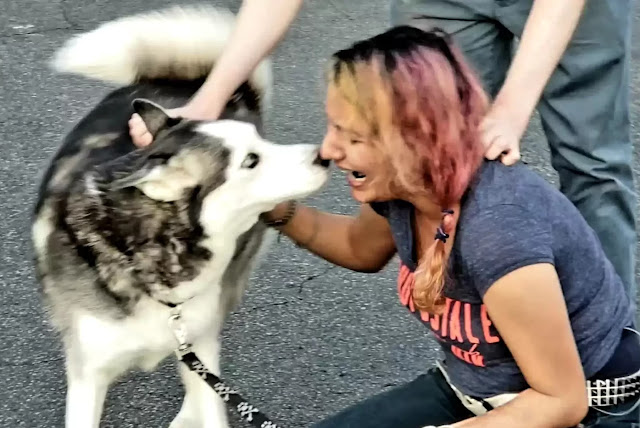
313,152,331,168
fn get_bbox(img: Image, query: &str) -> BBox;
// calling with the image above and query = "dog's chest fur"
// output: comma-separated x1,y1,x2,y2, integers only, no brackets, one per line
61,180,212,307
68,211,271,374
37,161,272,364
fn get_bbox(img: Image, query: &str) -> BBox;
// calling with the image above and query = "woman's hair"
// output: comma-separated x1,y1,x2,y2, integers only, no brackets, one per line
327,26,489,313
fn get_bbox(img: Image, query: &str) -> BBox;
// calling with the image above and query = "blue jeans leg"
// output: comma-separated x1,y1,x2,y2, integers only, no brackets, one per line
311,367,475,428
580,397,640,427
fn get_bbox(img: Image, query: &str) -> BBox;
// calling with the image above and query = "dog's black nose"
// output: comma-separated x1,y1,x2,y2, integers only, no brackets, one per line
313,152,331,168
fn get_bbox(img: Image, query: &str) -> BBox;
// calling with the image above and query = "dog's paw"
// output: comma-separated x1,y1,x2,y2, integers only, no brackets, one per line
168,416,197,428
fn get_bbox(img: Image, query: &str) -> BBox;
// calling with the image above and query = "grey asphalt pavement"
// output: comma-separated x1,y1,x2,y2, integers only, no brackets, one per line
1,1,640,427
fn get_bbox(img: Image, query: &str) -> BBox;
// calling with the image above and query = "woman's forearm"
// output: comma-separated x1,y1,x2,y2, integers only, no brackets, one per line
267,203,395,273
453,388,587,428
274,204,371,272
186,0,304,118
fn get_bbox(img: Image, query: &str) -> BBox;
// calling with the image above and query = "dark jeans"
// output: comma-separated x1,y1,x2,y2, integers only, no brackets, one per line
311,368,640,427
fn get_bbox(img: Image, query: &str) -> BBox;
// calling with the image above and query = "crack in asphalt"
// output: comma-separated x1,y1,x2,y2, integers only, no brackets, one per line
327,0,355,21
292,264,336,294
0,27,71,38
59,0,83,31
244,300,290,313
0,0,82,38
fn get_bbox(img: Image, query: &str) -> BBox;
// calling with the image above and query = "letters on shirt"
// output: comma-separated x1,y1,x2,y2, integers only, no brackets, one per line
398,262,503,368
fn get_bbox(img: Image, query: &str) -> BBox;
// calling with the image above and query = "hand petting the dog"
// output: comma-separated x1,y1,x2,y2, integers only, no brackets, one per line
129,108,176,147
129,105,210,147
129,0,304,149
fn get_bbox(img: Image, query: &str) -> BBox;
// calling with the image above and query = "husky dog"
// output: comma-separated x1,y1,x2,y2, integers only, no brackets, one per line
32,6,329,428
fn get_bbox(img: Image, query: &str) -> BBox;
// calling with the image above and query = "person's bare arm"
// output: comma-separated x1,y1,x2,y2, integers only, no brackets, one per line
267,202,397,273
482,0,587,165
130,0,304,147
452,263,588,427
185,0,304,119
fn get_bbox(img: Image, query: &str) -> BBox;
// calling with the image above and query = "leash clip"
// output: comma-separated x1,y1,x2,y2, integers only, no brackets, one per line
166,305,283,427
168,305,192,359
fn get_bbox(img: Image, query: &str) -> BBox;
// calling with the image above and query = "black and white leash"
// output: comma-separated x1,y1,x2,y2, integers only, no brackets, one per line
168,304,282,428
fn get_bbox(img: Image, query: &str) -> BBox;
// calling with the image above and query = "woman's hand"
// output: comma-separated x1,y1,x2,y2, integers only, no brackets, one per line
261,202,397,273
261,201,292,224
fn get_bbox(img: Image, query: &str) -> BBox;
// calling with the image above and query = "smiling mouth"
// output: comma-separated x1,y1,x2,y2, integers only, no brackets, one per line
351,171,366,182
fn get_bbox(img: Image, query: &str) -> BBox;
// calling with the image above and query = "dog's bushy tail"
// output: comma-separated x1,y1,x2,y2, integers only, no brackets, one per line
51,5,271,109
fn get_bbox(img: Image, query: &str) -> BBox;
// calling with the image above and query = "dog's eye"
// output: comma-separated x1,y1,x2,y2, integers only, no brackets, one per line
241,153,260,169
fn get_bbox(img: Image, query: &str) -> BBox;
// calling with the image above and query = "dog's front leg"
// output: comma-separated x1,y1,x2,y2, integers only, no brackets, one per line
65,364,109,428
172,336,229,428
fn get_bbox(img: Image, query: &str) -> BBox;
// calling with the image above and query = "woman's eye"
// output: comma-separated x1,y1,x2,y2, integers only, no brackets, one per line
350,139,363,144
241,153,260,169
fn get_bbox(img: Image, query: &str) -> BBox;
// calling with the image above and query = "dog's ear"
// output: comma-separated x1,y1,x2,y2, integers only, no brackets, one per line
98,149,200,202
105,152,159,190
97,150,156,189
132,98,181,138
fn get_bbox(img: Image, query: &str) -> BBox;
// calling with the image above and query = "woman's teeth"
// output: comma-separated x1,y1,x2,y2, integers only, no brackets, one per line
352,171,366,181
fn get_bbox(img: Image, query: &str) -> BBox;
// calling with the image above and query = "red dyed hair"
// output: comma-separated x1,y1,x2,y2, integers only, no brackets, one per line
328,27,489,313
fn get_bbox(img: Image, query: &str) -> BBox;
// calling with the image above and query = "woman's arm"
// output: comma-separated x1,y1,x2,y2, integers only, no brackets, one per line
265,202,397,273
453,263,588,427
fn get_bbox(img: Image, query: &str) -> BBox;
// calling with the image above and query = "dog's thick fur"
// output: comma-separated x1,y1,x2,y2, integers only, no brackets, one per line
32,6,329,428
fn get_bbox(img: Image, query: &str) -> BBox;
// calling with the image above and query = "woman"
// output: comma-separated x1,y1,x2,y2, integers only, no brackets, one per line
259,27,640,427
129,0,638,305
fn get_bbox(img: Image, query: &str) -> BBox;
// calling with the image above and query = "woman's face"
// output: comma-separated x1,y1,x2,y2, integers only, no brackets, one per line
320,85,399,204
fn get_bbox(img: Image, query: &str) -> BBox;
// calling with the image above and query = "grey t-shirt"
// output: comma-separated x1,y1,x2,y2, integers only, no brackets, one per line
371,161,635,398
